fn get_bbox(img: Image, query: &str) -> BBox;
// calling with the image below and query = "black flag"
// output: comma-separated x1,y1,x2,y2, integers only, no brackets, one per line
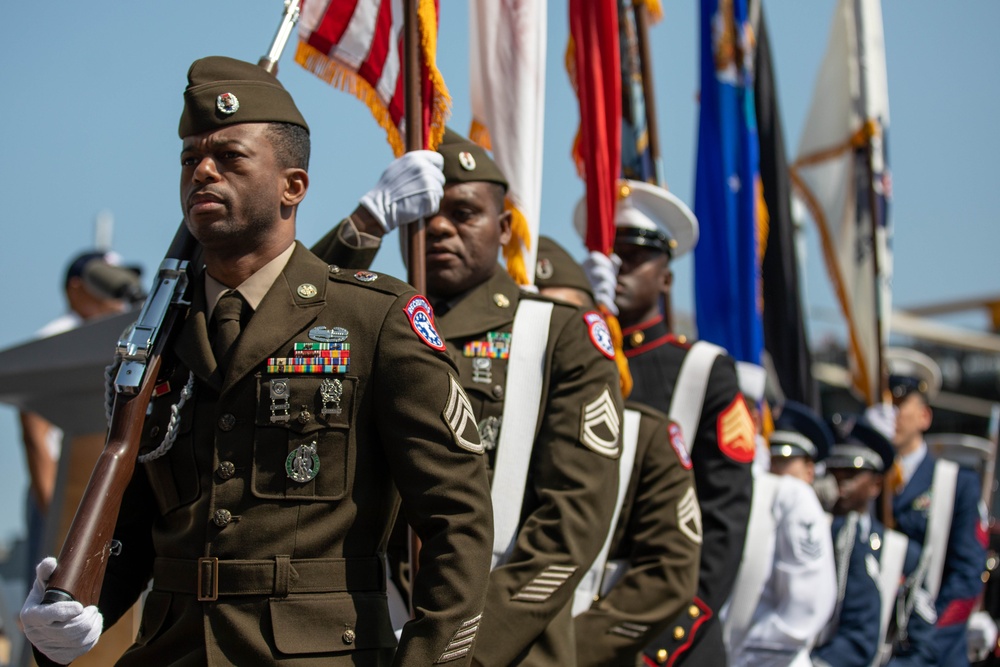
755,7,819,409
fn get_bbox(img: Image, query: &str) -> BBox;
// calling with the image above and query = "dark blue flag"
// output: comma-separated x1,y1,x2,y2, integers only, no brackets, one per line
693,0,762,365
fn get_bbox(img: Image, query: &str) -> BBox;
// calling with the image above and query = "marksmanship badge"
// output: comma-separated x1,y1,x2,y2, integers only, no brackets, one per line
286,442,320,483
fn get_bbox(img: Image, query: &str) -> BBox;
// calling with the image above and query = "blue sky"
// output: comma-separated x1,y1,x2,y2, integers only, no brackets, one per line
0,0,997,542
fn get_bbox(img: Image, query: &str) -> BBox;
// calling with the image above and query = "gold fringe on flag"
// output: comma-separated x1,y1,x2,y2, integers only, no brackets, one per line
296,41,408,156
638,0,664,23
295,0,451,156
417,0,450,150
600,305,633,398
503,202,532,286
468,119,493,151
755,176,769,315
762,399,774,439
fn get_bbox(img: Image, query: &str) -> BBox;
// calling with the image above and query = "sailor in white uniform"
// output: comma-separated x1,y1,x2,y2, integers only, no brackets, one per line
723,394,837,667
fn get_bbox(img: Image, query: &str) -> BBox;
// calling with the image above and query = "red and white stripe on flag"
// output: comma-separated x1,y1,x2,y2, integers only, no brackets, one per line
295,0,450,156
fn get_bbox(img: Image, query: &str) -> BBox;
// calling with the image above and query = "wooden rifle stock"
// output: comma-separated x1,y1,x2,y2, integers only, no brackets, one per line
44,224,197,607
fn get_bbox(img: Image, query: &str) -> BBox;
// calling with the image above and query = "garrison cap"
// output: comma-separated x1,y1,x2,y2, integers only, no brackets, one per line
886,347,942,402
770,400,833,462
572,179,699,259
178,56,309,138
534,236,594,300
826,416,894,473
437,128,508,191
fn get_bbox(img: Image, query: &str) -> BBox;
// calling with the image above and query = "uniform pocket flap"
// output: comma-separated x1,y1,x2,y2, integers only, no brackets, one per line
270,593,396,655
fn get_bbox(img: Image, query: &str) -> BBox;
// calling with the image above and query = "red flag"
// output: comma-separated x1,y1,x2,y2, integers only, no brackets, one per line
568,0,621,255
295,0,450,155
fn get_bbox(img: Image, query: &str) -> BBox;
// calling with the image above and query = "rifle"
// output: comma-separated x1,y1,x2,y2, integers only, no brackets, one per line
43,224,196,607
42,0,302,608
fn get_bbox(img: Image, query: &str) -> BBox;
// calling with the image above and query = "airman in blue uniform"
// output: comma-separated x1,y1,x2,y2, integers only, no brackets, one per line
881,348,988,666
813,418,897,667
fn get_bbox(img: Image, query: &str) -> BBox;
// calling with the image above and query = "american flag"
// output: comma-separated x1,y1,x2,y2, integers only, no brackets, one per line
296,0,450,156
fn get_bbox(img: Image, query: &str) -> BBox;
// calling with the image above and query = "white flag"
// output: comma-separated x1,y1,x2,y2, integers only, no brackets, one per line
469,0,547,285
791,0,892,404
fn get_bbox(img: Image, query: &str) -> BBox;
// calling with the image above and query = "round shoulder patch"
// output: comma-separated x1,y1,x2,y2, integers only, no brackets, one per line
668,421,693,469
404,295,446,351
583,311,615,360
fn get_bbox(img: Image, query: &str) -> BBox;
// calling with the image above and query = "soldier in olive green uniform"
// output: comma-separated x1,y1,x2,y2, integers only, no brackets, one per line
311,131,623,666
21,57,494,667
533,237,702,667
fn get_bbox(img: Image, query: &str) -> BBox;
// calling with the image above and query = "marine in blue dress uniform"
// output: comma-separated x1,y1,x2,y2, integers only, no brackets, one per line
881,348,988,667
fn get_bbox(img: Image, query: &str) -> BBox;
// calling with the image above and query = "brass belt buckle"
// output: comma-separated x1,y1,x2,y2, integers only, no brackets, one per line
197,557,219,602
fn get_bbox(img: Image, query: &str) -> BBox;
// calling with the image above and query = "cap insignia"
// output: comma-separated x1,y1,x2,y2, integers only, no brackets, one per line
458,151,477,171
216,92,240,115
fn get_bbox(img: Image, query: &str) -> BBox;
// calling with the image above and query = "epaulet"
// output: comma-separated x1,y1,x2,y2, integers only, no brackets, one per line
326,265,412,297
668,335,693,351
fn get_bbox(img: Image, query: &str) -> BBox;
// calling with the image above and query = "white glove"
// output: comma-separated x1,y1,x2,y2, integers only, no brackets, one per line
967,610,998,662
359,150,445,233
20,557,103,665
581,251,621,315
864,402,897,441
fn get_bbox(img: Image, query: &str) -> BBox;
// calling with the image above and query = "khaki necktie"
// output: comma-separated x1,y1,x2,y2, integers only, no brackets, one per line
211,290,246,370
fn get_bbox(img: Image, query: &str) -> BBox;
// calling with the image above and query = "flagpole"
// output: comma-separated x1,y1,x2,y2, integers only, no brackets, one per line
404,0,427,296
630,1,674,334
856,0,895,531
632,1,663,186
403,0,425,597
854,0,889,404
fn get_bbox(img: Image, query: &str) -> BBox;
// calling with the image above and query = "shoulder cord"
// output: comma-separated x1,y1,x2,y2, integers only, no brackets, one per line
834,513,858,608
819,512,858,647
137,371,196,464
104,353,197,463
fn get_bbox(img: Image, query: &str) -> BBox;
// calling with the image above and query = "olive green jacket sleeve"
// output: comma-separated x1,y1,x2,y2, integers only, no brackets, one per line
574,404,701,667
311,218,380,270
473,304,623,667
373,289,495,666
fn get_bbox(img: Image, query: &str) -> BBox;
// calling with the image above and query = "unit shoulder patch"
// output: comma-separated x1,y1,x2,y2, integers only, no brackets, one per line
668,421,693,469
443,375,484,454
579,386,621,458
583,311,615,359
404,295,446,351
717,395,756,463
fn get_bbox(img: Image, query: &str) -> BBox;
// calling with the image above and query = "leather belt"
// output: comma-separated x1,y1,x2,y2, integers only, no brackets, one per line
153,555,385,602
